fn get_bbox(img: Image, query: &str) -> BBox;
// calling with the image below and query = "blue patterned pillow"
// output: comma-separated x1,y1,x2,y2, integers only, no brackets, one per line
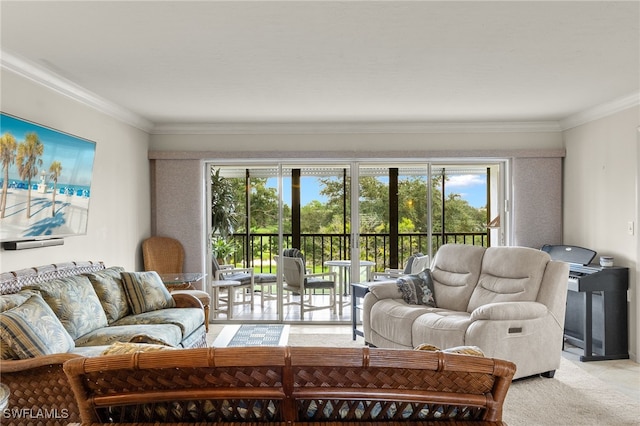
121,271,176,314
397,269,436,307
0,294,75,359
86,266,130,323
24,275,109,340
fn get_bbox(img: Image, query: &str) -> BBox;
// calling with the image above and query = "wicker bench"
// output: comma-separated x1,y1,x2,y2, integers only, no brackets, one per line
63,346,516,425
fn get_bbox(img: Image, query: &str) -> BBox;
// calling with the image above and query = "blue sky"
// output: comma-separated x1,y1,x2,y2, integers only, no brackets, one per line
270,174,487,208
1,113,96,186
444,174,487,208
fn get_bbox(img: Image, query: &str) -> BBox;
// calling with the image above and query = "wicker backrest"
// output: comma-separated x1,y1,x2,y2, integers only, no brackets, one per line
0,261,105,295
64,346,515,424
142,236,185,274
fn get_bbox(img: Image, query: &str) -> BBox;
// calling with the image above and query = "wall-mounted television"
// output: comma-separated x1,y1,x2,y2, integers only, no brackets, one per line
0,112,96,246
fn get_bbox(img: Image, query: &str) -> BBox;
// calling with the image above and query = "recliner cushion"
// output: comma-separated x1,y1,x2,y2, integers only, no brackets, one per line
467,246,549,312
430,244,486,312
370,300,433,347
411,310,472,349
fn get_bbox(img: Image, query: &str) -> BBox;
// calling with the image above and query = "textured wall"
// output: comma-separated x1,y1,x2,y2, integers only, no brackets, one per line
512,157,563,248
151,159,206,286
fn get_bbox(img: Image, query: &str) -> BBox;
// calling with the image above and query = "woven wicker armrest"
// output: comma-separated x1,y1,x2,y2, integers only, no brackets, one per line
170,292,203,309
0,353,84,425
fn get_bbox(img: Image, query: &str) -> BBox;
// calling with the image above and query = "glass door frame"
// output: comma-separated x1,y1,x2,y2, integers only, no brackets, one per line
205,158,509,324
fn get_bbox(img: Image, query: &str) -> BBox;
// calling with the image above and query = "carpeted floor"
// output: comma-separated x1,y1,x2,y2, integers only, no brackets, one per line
504,358,639,426
227,328,639,426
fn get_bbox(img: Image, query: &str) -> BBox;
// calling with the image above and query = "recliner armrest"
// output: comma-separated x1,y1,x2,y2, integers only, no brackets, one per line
368,281,402,300
470,301,548,321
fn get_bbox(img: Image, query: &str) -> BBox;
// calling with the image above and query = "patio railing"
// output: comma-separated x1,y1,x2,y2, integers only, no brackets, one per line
229,232,488,274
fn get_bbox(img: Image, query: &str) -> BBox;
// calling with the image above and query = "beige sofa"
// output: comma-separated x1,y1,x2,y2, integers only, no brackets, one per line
363,244,569,379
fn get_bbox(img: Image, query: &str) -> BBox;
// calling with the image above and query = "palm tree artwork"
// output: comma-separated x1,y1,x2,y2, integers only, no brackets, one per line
0,113,96,243
16,132,44,218
49,161,62,217
0,132,17,219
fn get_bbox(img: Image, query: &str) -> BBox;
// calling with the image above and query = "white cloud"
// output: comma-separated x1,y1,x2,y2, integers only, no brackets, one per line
446,174,485,188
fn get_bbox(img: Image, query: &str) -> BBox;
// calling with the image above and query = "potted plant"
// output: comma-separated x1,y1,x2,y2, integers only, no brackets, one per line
210,168,238,239
210,168,239,264
212,236,236,264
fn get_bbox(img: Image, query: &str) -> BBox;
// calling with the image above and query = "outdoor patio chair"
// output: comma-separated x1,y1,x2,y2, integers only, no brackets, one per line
275,249,337,319
212,257,255,312
372,252,430,280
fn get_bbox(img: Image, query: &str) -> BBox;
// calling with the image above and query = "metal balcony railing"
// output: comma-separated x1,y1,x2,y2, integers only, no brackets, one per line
228,232,488,274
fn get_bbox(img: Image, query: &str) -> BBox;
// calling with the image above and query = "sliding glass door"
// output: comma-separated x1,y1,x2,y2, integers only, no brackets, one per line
206,159,507,324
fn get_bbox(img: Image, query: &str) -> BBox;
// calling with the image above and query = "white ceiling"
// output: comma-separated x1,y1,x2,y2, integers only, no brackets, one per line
1,1,639,132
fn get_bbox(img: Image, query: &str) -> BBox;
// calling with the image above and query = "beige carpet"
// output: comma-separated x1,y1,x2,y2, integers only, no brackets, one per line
285,331,640,426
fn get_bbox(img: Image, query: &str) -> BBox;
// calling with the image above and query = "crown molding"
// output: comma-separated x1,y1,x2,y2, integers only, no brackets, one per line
1,50,153,132
3,48,635,135
560,92,640,131
150,120,562,135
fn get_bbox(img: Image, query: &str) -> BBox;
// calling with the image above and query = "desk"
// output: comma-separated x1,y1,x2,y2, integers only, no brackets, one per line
159,272,205,290
324,260,375,316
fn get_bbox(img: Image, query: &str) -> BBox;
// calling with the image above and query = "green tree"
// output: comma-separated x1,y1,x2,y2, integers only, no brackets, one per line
249,178,280,232
210,168,238,238
48,161,62,217
16,132,44,218
0,132,17,219
398,176,429,232
301,200,333,233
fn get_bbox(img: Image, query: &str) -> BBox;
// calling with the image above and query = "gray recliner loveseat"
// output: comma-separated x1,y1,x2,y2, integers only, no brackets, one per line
363,244,570,379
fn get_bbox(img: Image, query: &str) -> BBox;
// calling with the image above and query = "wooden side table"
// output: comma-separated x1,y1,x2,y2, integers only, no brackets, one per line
351,282,371,340
210,280,242,319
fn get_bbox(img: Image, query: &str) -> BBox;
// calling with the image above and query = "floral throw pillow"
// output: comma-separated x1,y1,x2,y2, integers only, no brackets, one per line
121,271,176,315
397,269,436,307
86,266,129,323
24,275,109,340
0,294,75,359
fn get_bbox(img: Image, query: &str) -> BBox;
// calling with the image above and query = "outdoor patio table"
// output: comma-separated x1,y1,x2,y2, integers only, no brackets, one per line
323,259,375,316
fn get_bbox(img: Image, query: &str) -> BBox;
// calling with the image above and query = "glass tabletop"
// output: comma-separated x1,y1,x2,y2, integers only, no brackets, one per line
158,273,205,285
0,383,9,412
